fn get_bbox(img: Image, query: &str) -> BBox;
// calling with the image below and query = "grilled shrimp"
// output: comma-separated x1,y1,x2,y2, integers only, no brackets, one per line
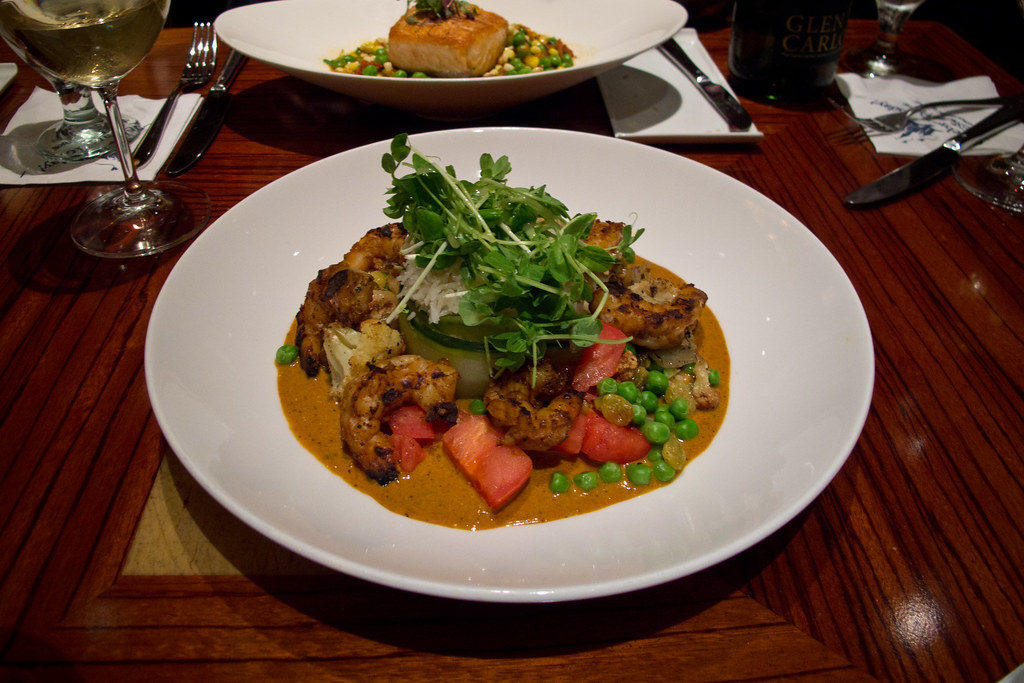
584,220,707,350
340,354,458,485
295,224,408,376
484,359,584,451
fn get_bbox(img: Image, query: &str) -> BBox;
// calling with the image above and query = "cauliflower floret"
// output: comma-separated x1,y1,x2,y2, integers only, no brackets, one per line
323,319,405,396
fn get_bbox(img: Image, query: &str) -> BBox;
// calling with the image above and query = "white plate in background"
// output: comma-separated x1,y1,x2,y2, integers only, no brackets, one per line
215,0,687,119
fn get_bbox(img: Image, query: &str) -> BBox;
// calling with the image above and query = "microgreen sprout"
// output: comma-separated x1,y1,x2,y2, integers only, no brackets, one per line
404,0,476,22
381,133,643,374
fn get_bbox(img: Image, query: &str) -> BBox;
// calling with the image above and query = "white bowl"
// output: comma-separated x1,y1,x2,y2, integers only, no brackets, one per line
145,128,874,603
215,0,688,119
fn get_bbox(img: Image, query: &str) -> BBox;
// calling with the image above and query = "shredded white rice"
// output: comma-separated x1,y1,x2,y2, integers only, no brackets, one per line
397,260,466,322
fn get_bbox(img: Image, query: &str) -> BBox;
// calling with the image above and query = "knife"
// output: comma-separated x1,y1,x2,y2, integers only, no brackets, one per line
657,37,752,132
844,93,1024,207
165,49,246,176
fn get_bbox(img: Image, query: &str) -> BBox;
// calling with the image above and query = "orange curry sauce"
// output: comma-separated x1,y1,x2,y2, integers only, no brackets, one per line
277,264,729,530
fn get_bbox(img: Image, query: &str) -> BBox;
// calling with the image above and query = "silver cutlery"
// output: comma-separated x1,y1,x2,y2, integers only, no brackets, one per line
657,38,752,132
843,94,1024,206
165,49,246,176
832,94,1016,133
132,22,217,167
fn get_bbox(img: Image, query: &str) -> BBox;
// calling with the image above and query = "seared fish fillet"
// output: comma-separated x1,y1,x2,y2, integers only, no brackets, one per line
388,8,509,77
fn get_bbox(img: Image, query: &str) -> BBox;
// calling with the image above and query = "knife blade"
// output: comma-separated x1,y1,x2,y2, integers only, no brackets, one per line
165,50,246,176
843,93,1024,207
657,37,752,132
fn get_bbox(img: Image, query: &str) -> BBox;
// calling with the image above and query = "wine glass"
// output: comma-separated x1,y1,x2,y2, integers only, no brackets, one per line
36,76,141,162
0,0,210,259
843,0,954,81
951,0,1024,213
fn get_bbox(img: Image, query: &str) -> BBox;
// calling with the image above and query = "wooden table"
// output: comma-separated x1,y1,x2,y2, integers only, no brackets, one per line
2,21,1023,680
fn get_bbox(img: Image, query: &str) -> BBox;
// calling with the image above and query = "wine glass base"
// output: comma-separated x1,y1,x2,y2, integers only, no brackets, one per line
36,115,142,163
71,180,212,258
843,46,955,82
954,154,1024,214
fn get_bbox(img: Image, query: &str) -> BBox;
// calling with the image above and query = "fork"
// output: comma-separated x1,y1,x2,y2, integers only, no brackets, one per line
133,22,217,167
831,94,1014,133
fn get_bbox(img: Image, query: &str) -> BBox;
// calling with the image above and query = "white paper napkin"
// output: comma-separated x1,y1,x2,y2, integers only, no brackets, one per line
835,73,1024,156
598,29,762,143
0,86,201,184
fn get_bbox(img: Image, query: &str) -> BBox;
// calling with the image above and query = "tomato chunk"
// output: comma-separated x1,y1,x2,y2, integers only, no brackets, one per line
394,433,427,472
387,405,435,441
580,412,649,463
442,413,532,510
553,411,592,454
473,445,533,510
571,322,628,392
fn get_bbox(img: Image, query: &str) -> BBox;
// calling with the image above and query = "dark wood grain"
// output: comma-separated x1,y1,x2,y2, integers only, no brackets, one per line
2,21,1023,680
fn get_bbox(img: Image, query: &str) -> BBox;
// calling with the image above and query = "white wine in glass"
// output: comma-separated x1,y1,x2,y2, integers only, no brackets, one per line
0,0,210,258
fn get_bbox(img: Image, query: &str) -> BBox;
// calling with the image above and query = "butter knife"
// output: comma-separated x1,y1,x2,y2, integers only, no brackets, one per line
657,38,752,132
843,93,1024,207
165,49,246,176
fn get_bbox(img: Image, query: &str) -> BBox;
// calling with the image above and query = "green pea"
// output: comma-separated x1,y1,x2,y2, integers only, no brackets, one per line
374,48,388,62
598,462,622,483
646,446,663,462
574,471,600,491
638,390,659,413
669,397,689,419
646,370,669,396
631,403,646,426
616,380,639,403
515,66,533,75
626,462,652,486
411,71,429,78
561,55,574,67
361,64,379,76
654,406,675,427
469,398,487,415
509,57,524,69
675,418,699,441
549,472,570,493
709,369,721,386
641,419,671,445
275,344,298,365
597,377,618,396
512,29,528,45
393,69,408,78
539,56,554,69
653,461,676,482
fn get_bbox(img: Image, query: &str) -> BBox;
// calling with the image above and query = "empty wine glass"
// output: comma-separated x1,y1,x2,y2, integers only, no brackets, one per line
951,0,1024,213
36,75,141,162
0,0,210,258
843,0,954,81
954,146,1024,213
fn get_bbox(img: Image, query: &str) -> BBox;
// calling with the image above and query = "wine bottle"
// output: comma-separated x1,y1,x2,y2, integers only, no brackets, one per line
728,0,852,102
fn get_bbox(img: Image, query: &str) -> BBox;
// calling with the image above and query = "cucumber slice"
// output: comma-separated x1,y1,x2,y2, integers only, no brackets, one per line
398,314,492,398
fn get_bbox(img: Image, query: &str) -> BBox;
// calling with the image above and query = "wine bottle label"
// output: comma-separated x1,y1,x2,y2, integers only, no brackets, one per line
778,12,848,62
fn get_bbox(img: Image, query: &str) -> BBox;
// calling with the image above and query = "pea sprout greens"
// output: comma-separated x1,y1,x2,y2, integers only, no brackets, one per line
381,133,642,374
404,0,475,22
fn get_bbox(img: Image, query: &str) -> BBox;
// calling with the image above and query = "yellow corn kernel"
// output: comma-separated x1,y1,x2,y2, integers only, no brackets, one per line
523,54,540,68
343,61,361,73
548,47,559,56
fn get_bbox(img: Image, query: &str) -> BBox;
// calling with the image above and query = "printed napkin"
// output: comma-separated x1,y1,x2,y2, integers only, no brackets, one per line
0,86,201,184
835,73,1024,156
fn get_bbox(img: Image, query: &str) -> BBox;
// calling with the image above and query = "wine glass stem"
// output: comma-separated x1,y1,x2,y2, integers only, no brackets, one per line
52,78,102,127
98,83,143,198
874,3,919,54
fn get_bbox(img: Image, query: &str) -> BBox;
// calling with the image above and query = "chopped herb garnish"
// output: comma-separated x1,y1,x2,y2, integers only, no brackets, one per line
405,0,476,21
381,133,642,374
